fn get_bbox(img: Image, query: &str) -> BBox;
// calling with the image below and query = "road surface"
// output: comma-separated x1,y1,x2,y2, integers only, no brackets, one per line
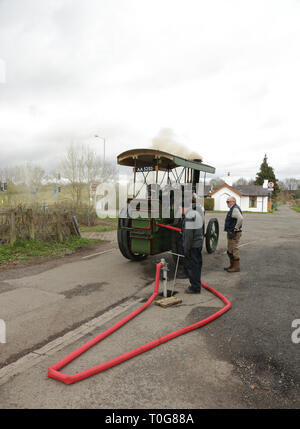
0,205,299,409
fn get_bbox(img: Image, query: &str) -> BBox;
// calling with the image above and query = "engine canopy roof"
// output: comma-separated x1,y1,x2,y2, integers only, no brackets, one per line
117,148,215,174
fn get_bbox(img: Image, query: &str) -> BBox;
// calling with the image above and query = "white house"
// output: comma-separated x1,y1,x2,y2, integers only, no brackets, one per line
208,183,270,212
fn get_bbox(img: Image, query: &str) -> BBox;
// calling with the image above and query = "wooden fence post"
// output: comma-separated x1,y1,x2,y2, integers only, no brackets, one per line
71,215,81,237
55,212,63,242
9,211,16,247
27,209,35,240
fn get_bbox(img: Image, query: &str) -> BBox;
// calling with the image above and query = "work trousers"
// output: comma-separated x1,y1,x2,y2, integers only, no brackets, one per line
227,232,242,260
185,247,202,292
177,235,189,277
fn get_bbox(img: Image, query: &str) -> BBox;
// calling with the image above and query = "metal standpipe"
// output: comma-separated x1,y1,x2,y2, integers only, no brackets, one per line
168,251,185,296
160,258,168,298
160,253,185,298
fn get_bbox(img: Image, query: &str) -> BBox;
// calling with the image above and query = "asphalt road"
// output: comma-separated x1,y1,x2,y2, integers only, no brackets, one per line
0,205,299,409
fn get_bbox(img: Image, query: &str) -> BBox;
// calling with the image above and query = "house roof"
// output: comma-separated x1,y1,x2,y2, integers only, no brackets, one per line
234,185,269,196
209,183,269,197
209,183,243,197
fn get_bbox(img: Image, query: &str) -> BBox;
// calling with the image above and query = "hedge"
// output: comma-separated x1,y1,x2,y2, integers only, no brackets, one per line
204,198,214,211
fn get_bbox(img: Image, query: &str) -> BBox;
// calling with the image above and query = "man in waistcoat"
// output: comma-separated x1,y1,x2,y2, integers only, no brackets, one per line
224,196,243,272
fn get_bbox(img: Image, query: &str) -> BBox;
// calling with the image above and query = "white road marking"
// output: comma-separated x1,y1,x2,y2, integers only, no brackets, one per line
223,241,258,254
0,297,141,386
238,241,257,248
81,249,115,259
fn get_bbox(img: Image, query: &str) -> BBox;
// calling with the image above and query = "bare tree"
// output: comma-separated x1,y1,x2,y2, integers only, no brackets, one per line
60,143,118,206
1,164,35,186
233,178,249,186
46,169,62,184
1,166,22,184
0,163,46,206
283,178,300,191
60,143,84,205
3,163,45,188
209,177,225,190
27,164,45,189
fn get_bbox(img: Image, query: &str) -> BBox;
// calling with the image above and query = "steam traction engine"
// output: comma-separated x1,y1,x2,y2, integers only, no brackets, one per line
117,149,219,261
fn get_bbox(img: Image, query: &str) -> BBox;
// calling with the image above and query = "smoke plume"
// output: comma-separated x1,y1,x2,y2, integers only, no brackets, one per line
151,128,202,161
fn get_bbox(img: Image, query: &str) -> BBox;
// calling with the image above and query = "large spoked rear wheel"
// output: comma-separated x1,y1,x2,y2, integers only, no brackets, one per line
205,218,219,253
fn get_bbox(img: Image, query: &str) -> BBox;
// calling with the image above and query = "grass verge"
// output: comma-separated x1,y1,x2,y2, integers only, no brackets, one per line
291,206,300,212
0,236,100,265
80,224,118,233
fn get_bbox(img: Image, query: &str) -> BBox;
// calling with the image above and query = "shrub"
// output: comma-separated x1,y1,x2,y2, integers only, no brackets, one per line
204,198,214,211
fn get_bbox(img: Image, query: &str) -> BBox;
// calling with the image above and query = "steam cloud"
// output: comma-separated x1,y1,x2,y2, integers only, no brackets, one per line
151,128,202,161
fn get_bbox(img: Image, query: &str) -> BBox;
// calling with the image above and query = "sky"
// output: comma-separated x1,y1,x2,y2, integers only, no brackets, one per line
0,0,300,181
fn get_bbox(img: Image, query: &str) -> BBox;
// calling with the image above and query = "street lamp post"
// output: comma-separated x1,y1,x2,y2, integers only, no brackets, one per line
92,134,106,225
94,134,106,165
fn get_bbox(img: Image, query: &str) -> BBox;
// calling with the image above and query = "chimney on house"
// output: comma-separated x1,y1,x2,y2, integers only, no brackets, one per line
224,172,232,187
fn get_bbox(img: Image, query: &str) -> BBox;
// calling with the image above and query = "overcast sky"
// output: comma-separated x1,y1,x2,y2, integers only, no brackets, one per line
0,0,300,181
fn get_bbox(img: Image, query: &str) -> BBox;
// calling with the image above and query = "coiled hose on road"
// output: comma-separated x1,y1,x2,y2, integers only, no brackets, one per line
48,261,231,384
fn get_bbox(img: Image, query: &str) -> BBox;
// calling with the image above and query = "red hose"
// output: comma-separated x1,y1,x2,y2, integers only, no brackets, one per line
157,223,181,232
48,262,231,384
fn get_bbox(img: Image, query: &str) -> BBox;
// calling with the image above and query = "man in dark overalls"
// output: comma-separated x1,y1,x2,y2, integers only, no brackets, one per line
175,218,189,279
181,200,204,293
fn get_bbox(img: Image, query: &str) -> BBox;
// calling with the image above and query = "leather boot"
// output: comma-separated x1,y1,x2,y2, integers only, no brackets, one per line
227,259,240,272
224,252,234,271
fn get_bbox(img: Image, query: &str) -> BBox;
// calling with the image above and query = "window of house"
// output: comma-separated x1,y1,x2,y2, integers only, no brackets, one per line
249,196,257,208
